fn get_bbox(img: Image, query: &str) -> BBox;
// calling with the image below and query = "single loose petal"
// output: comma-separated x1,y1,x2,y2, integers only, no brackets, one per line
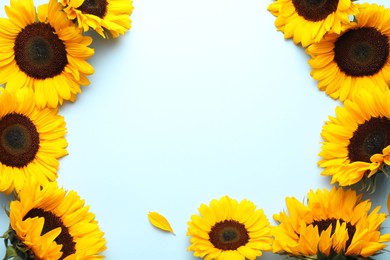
148,212,175,234
387,193,390,215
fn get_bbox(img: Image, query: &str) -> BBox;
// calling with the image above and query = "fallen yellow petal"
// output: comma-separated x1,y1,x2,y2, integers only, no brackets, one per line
148,211,175,234
387,193,390,215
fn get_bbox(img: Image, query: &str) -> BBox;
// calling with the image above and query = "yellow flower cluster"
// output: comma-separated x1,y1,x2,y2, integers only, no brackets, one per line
0,0,387,259
185,189,390,260
187,1,390,260
182,1,390,260
0,0,133,258
268,0,390,189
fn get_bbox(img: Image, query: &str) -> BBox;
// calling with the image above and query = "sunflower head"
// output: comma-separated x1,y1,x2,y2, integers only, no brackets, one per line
6,178,106,259
268,0,358,47
187,196,272,260
318,88,390,189
0,87,67,194
307,3,390,101
272,187,390,259
0,0,94,108
60,0,134,38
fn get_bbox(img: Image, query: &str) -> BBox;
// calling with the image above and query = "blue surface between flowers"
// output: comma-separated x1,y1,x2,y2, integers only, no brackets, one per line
0,0,390,259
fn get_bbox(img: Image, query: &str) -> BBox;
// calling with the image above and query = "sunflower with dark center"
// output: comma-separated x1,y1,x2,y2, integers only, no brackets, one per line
268,0,357,47
272,187,390,259
318,88,390,188
7,178,106,259
0,0,94,109
187,196,272,260
307,3,390,101
60,0,134,38
0,88,67,194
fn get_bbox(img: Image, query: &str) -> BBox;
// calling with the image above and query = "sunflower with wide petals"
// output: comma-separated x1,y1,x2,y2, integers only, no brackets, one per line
6,178,106,259
187,196,272,260
60,0,134,38
0,87,67,194
272,187,390,259
268,0,358,47
0,0,94,108
319,88,390,188
307,3,390,101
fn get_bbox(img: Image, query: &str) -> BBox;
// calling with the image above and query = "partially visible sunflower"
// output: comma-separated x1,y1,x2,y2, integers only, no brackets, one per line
187,196,272,260
0,0,94,108
272,187,390,259
60,0,134,38
307,3,390,101
4,178,106,259
268,0,357,47
0,87,67,194
319,88,390,188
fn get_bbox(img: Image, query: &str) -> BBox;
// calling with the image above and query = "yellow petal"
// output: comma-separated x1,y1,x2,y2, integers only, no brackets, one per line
148,212,175,234
387,193,390,215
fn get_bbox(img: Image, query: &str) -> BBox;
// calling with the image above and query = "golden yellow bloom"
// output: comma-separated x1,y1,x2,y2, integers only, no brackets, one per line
0,0,94,108
187,196,272,260
272,187,390,259
268,0,357,47
60,0,134,38
6,178,106,259
307,3,390,101
0,88,67,194
319,88,390,187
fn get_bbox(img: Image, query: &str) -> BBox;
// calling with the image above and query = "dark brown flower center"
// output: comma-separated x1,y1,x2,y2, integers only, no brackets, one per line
78,0,108,18
348,117,390,163
24,208,76,259
334,27,389,77
0,113,39,167
208,220,249,250
311,218,356,249
292,0,339,22
14,23,68,79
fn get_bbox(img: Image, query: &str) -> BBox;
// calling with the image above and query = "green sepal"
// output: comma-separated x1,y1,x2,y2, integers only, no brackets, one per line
379,164,390,177
2,228,36,260
359,164,390,193
332,253,347,260
314,249,375,260
317,250,330,260
316,249,347,260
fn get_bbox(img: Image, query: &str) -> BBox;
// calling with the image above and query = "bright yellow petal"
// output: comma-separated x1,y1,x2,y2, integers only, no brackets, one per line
148,212,175,234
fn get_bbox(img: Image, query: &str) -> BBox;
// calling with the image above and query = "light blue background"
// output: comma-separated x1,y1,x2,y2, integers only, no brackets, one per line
0,0,390,259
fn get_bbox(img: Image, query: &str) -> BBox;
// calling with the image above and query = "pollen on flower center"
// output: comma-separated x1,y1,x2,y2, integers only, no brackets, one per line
24,208,76,259
334,27,389,77
292,0,339,21
78,0,108,18
14,22,68,79
348,117,390,163
208,220,249,250
0,113,39,168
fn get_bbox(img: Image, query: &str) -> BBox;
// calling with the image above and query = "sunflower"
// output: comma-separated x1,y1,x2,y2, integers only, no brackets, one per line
272,187,390,259
268,0,358,47
318,88,390,188
60,0,134,38
0,88,67,194
187,196,272,260
4,177,106,259
307,3,390,101
0,0,94,109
